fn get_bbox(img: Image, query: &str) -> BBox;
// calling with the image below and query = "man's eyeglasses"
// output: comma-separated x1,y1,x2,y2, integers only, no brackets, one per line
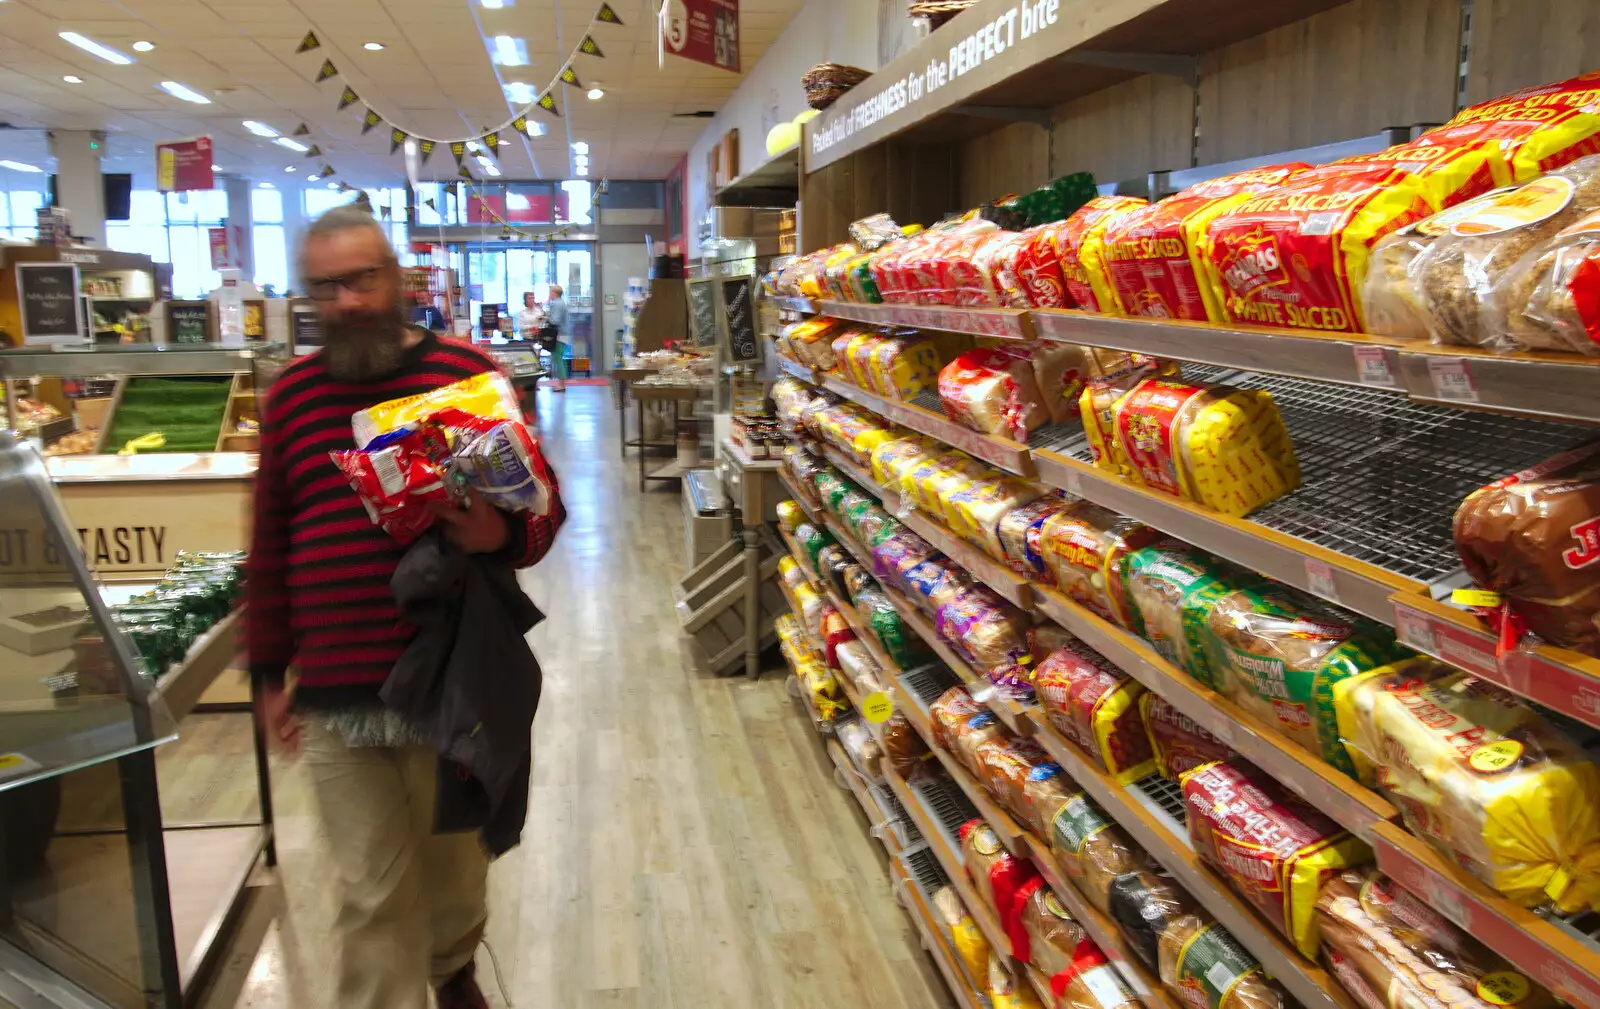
306,266,387,301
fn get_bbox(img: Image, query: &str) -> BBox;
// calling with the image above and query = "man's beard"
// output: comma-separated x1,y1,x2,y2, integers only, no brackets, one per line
322,301,408,380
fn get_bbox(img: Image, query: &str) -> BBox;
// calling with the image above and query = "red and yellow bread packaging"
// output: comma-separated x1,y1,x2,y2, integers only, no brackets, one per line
1424,69,1600,187
1180,759,1373,959
1055,197,1149,314
961,818,1043,958
1039,501,1161,629
1033,638,1157,783
1013,223,1074,309
1103,377,1300,518
1103,164,1309,323
1141,694,1235,782
939,347,1053,442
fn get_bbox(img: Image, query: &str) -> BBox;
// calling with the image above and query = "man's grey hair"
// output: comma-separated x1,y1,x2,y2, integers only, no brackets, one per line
298,204,397,281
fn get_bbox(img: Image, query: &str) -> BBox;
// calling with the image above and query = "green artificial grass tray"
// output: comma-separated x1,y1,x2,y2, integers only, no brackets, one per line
103,376,233,454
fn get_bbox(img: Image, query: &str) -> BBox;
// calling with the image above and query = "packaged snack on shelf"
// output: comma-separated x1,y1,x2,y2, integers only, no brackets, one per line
904,556,978,613
1033,640,1157,783
1108,378,1300,517
793,522,836,573
1181,759,1373,958
988,953,1048,1009
1124,543,1264,686
1315,867,1558,1009
938,347,1054,442
1103,163,1309,323
933,885,993,989
1417,155,1600,351
776,500,806,532
1054,197,1150,314
1039,501,1161,629
936,585,1033,670
1334,659,1600,913
999,497,1071,584
1049,793,1154,915
1157,915,1287,1009
1203,585,1407,772
947,474,1046,561
351,370,521,448
866,334,946,400
1107,868,1199,970
1141,694,1235,782
329,432,453,543
975,736,1069,836
883,712,931,777
1453,442,1600,656
962,818,1041,951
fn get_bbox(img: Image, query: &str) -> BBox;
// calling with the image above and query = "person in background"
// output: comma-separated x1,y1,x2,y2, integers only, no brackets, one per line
543,284,569,392
516,291,544,343
248,205,565,1009
410,293,448,334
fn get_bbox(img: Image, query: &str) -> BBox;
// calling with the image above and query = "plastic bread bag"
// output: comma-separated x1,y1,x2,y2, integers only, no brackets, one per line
776,500,806,532
1333,658,1600,913
1050,941,1147,1009
1427,70,1600,188
936,585,1033,671
1181,759,1373,958
1054,197,1150,314
1315,867,1558,1009
1106,868,1198,971
973,230,1032,308
1030,342,1102,425
815,544,851,599
938,347,1053,443
1033,640,1157,784
961,818,1040,950
1109,378,1299,517
813,470,854,516
835,639,883,696
882,711,931,778
1202,584,1407,772
869,528,939,594
1453,442,1600,656
932,885,993,989
904,556,976,613
1157,914,1287,1009
1123,542,1265,686
842,565,878,602
866,335,945,400
838,330,887,386
975,736,1068,836
900,450,989,521
795,655,849,722
947,475,1046,561
1019,887,1088,980
1040,501,1162,629
777,555,808,591
870,433,942,493
1079,355,1170,477
852,586,928,667
1049,793,1154,915
1141,694,1235,782
1417,155,1600,351
792,523,836,573
352,370,522,448
929,684,985,749
816,605,853,665
1504,205,1600,354
836,716,884,782
999,497,1072,584
780,316,842,368
989,952,1049,1009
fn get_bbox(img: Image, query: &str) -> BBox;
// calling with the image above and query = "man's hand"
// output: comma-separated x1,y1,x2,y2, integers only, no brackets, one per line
256,681,300,754
428,489,510,553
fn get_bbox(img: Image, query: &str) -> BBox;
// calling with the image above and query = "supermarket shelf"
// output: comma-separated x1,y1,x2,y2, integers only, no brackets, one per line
818,375,1035,476
928,744,1030,858
1027,715,1356,1009
818,444,883,499
1031,586,1397,840
1372,821,1600,1008
1391,591,1600,730
815,300,1035,340
716,144,798,198
720,437,783,472
827,739,901,854
894,849,991,1009
776,354,819,385
769,295,817,315
895,507,1034,610
0,345,274,379
1394,344,1600,424
1019,833,1175,1008
148,608,241,720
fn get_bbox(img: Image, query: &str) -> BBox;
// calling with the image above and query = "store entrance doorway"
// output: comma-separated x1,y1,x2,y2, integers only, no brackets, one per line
457,242,595,363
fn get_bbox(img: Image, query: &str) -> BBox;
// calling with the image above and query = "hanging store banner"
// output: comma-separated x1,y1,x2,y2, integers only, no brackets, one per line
155,136,214,193
208,227,231,270
660,0,739,73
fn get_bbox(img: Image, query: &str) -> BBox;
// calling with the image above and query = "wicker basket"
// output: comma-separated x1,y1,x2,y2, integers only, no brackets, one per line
802,63,872,110
908,0,978,29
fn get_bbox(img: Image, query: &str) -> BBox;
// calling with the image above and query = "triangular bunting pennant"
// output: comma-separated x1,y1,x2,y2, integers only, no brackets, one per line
389,128,408,154
579,35,604,58
320,163,336,178
559,66,582,88
482,131,501,152
537,92,560,116
293,122,311,136
596,3,623,25
316,59,339,83
338,86,360,110
362,109,382,134
458,164,475,180
423,197,437,210
380,205,391,219
296,31,320,53
450,141,467,164
419,140,436,164
511,115,530,136
304,144,322,158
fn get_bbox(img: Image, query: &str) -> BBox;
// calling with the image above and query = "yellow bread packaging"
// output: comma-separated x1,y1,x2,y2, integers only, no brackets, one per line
353,371,521,448
1054,196,1149,314
865,335,945,400
870,434,942,491
1334,658,1600,913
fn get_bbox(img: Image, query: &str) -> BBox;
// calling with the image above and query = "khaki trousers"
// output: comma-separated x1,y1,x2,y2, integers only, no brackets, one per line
300,720,489,1009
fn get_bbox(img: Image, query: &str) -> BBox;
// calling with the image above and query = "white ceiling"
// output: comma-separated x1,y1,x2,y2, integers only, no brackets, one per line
0,0,805,188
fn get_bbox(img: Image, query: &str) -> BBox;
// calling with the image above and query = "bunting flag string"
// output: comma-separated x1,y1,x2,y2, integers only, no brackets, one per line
450,141,467,165
296,31,320,53
361,109,382,134
418,140,436,164
537,92,560,117
559,65,583,88
316,59,339,83
304,144,322,158
319,163,336,178
293,123,311,136
596,3,623,24
337,86,361,110
578,35,604,58
389,128,408,154
481,130,501,154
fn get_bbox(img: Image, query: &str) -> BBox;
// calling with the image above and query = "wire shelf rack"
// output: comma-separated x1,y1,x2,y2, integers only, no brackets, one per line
871,781,924,848
1129,774,1188,833
902,844,950,894
913,774,982,838
900,663,964,707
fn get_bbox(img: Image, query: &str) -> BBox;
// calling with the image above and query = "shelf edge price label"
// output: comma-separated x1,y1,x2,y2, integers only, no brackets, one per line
0,752,42,781
1352,345,1398,388
1303,557,1340,604
1428,357,1480,403
1394,605,1442,656
860,690,895,723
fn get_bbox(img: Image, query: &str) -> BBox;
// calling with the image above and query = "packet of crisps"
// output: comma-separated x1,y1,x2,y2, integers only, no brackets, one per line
329,426,454,543
351,371,522,448
430,409,553,516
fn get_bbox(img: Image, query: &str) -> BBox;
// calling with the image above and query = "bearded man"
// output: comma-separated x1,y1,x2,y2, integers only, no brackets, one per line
247,205,564,1009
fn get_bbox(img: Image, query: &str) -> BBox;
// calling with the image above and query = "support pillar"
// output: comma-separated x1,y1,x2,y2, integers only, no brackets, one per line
46,129,105,246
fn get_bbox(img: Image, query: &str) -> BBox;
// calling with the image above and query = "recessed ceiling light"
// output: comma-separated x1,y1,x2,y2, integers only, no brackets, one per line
327,181,339,189
242,120,279,138
132,41,156,52
211,164,221,171
527,121,546,137
466,141,482,153
307,174,320,181
363,42,384,51
571,141,588,154
482,163,502,177
574,156,589,168
0,160,44,173
258,181,275,189
587,88,604,100
503,82,536,105
159,81,211,103
59,31,132,64
492,35,528,66
274,137,309,152
481,0,511,7
62,75,84,83
284,165,296,173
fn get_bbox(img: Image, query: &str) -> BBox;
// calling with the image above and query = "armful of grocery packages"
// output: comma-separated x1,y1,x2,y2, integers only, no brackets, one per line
331,372,554,543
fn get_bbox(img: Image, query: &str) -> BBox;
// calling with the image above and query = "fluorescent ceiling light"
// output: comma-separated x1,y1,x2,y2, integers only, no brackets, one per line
210,164,220,171
0,160,43,173
571,141,588,154
132,41,155,52
575,165,588,176
159,81,211,104
59,31,132,64
242,120,279,137
307,174,320,181
503,82,536,105
327,182,339,189
63,75,84,84
274,137,309,152
492,35,528,66
527,121,546,137
481,0,511,7
587,88,604,100
482,163,502,177
258,181,275,189
364,42,384,51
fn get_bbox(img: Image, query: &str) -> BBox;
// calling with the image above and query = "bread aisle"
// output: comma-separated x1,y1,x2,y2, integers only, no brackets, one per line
203,386,955,1009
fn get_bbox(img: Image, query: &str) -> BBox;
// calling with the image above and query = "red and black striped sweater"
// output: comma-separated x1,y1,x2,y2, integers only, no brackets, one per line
246,330,564,710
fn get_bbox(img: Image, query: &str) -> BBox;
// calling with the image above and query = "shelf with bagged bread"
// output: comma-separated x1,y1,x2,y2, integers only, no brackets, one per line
817,443,884,500
775,352,821,386
886,496,1036,610
769,295,817,315
892,850,992,1009
825,737,907,856
818,373,1036,476
813,300,1035,341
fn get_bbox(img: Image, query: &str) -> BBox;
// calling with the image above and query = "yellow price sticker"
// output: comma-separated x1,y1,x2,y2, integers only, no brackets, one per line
1477,970,1532,1006
1451,588,1504,608
860,691,894,724
1468,738,1525,774
0,752,40,780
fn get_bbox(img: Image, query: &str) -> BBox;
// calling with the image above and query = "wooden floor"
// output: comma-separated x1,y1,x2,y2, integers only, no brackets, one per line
202,384,955,1009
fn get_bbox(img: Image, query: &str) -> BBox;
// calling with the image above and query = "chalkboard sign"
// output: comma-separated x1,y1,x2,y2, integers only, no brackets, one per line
16,262,83,344
290,305,323,351
719,276,759,364
686,277,718,348
166,301,212,344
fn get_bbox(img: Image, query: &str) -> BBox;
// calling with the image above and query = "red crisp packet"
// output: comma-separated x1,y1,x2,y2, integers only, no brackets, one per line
330,432,452,543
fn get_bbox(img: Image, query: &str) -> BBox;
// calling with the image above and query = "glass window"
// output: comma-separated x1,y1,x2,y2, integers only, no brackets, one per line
561,180,592,225
168,224,221,298
253,224,289,293
303,188,348,219
8,190,45,238
251,188,283,224
165,189,226,224
106,190,172,261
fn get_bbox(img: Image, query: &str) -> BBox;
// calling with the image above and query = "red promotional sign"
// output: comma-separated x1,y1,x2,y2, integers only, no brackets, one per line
660,0,739,72
208,227,231,270
156,136,215,193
